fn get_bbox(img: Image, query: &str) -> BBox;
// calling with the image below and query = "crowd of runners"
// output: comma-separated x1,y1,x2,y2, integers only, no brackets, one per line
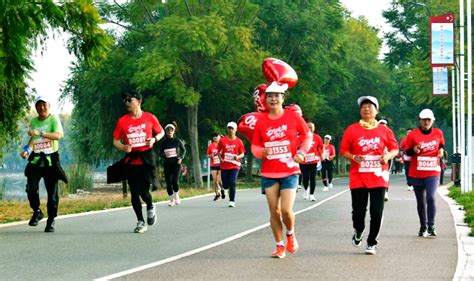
20,89,446,258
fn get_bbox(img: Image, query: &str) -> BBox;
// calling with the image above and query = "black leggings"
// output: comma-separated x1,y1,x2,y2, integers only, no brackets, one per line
25,166,59,220
300,163,317,194
164,162,181,196
127,165,153,222
321,160,333,186
351,187,386,246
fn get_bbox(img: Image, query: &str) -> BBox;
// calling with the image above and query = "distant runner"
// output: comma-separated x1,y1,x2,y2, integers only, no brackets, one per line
217,122,245,208
207,132,223,201
321,135,336,191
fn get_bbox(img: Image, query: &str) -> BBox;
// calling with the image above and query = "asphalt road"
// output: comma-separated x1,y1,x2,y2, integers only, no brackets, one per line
0,175,457,280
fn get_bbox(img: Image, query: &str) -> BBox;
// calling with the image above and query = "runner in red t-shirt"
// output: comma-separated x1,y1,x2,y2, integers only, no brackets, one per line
207,132,223,201
217,122,245,207
340,96,398,255
399,128,413,190
403,109,445,237
300,121,323,201
321,135,336,190
251,81,312,259
113,91,164,233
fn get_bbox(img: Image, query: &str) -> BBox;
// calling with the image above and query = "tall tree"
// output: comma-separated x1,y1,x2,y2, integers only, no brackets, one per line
0,0,112,158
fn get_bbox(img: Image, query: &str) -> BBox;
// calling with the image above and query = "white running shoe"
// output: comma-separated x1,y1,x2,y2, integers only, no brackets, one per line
309,195,316,202
329,183,333,189
168,195,175,207
147,206,156,226
365,244,376,255
323,186,329,192
303,189,309,200
175,192,181,205
407,186,413,191
228,201,235,208
134,221,148,233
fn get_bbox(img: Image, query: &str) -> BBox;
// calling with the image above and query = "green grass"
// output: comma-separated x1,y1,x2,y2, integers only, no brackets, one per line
448,186,474,236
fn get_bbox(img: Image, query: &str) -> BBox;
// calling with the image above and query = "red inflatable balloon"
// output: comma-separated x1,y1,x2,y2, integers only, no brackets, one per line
262,58,298,89
253,84,269,113
237,112,262,142
284,104,303,116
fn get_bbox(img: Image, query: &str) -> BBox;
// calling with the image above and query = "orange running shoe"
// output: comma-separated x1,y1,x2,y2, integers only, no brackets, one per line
286,234,299,254
271,245,286,258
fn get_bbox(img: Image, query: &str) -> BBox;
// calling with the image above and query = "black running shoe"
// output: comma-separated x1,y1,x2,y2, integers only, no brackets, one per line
220,189,226,199
427,226,437,237
44,219,55,233
352,231,363,247
147,206,156,226
213,195,220,201
418,225,428,237
28,209,44,226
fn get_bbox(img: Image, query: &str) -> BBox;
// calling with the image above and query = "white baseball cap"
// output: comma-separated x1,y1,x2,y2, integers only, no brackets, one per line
324,135,332,140
378,119,388,125
34,95,50,105
165,124,176,130
265,81,288,94
419,109,435,120
227,122,237,130
357,96,379,109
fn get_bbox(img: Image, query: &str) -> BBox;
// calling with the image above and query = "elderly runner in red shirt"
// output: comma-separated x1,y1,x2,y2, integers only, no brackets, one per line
340,96,398,255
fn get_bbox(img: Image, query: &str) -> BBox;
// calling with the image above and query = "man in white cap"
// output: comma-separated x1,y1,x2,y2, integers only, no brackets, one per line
20,95,67,232
217,121,245,207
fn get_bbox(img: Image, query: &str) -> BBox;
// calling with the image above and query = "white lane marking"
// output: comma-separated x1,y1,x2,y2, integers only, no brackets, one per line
95,189,349,281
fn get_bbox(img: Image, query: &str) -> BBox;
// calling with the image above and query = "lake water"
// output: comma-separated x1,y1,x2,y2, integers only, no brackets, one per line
0,172,107,201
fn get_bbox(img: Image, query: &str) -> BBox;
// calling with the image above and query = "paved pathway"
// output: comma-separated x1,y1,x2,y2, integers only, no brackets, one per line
0,175,464,280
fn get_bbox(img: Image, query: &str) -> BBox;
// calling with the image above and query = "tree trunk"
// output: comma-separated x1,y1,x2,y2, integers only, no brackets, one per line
187,104,203,187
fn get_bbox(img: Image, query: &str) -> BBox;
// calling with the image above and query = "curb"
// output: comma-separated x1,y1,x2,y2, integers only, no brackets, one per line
438,183,474,280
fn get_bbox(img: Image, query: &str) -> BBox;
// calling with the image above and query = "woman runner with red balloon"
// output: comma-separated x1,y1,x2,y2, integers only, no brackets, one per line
251,81,312,259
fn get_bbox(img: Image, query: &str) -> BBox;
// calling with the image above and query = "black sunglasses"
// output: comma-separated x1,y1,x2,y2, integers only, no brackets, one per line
123,97,133,103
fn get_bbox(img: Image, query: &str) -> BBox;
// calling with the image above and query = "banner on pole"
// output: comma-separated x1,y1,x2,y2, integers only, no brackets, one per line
432,67,449,96
430,14,455,66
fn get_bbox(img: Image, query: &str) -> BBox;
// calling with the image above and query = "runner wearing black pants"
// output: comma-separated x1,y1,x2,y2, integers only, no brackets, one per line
160,123,186,207
340,96,398,255
321,135,335,191
300,121,323,201
113,91,164,233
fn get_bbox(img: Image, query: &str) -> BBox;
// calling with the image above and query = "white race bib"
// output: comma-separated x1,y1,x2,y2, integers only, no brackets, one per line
127,132,147,148
33,137,53,154
358,155,382,173
417,156,440,171
164,148,178,158
212,155,220,164
305,153,320,163
265,140,291,160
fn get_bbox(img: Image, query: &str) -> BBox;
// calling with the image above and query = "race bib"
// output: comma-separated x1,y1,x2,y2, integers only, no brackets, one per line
224,152,236,162
33,137,53,154
403,155,412,161
212,155,220,164
417,156,440,171
305,153,319,163
358,155,382,173
164,148,178,158
265,140,291,160
127,132,147,148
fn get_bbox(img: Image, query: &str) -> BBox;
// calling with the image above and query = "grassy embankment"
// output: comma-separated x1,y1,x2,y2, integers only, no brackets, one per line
449,185,474,236
0,180,259,224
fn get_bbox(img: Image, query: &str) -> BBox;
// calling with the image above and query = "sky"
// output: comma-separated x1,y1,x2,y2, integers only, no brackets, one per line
29,0,393,115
